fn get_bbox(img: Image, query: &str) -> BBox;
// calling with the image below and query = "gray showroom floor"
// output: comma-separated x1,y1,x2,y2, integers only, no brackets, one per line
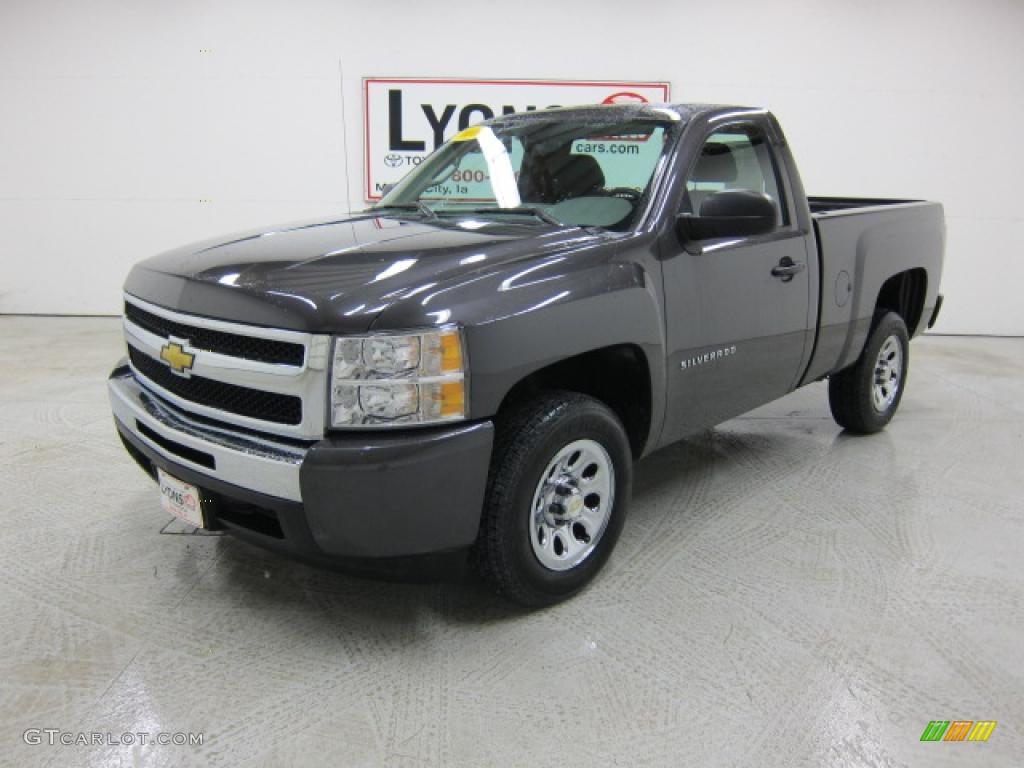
0,317,1021,768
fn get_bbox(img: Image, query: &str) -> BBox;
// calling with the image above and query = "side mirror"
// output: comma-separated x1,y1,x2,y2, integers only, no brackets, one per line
677,190,778,242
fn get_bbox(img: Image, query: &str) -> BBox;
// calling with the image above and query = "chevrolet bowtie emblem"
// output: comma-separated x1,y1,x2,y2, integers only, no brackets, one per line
159,341,196,375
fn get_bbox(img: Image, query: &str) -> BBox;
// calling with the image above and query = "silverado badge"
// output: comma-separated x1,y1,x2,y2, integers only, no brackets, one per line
159,340,196,376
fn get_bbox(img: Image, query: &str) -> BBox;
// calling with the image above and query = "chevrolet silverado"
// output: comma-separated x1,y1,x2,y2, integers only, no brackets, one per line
109,103,945,605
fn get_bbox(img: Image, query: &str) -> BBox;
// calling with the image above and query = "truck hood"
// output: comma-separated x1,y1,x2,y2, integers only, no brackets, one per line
125,213,601,333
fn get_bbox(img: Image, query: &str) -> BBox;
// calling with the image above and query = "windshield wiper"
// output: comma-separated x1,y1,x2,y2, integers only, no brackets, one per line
457,206,565,227
368,201,438,220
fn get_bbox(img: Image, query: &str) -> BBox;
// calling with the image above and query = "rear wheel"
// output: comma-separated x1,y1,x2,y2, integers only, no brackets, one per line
475,392,631,607
828,311,910,434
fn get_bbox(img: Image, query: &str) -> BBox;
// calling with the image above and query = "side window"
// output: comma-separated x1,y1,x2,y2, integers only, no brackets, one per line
684,123,788,227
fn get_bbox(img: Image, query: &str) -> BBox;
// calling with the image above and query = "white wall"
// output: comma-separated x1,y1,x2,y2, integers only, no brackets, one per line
1,0,1022,334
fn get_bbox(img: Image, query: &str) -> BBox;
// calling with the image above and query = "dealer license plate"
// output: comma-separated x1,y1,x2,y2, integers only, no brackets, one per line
157,469,205,528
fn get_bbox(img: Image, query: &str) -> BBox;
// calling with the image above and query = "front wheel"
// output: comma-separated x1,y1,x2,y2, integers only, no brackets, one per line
475,392,632,607
828,311,910,434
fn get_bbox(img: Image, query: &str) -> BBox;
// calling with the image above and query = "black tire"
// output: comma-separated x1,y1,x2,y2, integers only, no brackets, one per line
475,392,632,607
828,311,910,434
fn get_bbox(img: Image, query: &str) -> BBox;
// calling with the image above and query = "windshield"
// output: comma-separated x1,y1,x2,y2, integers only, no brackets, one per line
374,117,673,231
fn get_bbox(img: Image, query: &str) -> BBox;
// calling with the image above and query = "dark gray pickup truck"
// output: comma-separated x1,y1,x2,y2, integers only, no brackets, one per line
109,103,944,605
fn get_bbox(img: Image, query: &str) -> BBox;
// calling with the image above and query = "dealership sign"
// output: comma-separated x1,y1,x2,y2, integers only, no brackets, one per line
362,78,671,200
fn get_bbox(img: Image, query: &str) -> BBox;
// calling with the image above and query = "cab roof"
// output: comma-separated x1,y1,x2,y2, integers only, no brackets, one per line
486,103,765,126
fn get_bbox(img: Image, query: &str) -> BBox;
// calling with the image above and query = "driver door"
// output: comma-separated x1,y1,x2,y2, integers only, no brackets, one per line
660,119,814,441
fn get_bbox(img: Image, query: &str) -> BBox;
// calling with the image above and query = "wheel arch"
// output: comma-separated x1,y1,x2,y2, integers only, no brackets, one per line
496,344,653,459
874,268,928,336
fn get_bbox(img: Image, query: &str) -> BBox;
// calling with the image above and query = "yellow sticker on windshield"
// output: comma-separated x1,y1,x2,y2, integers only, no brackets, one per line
451,126,482,142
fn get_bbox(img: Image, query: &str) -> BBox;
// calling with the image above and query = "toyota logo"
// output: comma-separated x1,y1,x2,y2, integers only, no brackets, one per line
384,154,404,168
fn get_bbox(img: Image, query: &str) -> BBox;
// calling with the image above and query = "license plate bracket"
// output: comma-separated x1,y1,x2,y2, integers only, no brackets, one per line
157,468,206,529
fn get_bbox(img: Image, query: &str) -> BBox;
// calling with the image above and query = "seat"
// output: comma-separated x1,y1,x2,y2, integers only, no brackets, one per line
684,142,739,214
519,147,606,204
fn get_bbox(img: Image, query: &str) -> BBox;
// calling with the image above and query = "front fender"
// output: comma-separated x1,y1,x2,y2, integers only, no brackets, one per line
370,234,667,445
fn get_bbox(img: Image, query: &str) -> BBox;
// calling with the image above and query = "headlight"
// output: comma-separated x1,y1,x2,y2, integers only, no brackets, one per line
330,327,467,427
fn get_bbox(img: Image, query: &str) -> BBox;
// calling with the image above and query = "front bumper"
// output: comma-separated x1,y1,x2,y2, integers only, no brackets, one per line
109,363,494,560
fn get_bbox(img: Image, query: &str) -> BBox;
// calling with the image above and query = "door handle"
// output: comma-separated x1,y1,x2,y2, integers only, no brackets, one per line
771,257,805,282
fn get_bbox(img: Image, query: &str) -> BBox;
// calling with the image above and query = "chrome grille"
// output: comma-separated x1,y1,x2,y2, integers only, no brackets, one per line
124,302,305,366
122,295,331,439
128,346,302,425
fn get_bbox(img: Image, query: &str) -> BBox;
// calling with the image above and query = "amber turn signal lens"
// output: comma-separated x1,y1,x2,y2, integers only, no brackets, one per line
439,381,465,417
440,331,463,373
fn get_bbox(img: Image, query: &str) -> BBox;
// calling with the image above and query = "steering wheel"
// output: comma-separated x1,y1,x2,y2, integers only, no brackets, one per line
602,187,642,203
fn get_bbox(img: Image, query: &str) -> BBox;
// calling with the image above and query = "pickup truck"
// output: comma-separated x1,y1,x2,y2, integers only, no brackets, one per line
108,103,945,605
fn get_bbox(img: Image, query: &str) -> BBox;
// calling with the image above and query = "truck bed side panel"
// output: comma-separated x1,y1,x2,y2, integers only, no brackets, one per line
801,201,944,383
807,196,919,214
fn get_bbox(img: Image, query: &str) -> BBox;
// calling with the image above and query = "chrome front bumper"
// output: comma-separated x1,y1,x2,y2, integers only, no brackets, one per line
111,361,496,559
108,368,307,501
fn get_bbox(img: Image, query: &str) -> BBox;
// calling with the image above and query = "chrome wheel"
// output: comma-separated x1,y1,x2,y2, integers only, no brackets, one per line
872,335,903,412
529,439,615,572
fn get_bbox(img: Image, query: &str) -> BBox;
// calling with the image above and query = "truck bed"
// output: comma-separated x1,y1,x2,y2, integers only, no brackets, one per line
801,198,945,385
